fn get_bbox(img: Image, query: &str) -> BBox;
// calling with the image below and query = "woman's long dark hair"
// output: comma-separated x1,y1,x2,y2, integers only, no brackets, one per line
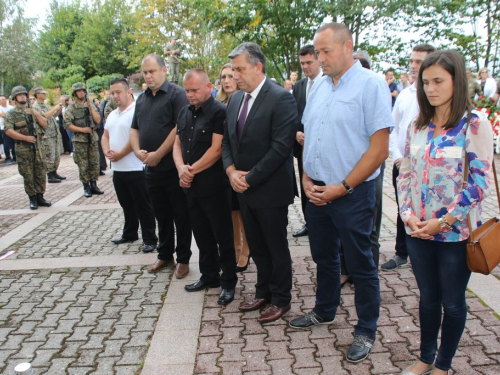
415,50,472,130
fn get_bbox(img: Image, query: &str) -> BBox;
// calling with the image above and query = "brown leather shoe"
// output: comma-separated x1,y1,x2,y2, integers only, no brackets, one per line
257,303,291,323
238,297,271,312
175,263,189,279
147,259,174,273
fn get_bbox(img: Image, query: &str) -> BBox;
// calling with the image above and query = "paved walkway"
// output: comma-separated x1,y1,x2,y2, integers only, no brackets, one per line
1,155,500,374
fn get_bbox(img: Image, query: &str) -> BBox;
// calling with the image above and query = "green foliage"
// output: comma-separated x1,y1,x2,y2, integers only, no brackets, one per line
46,65,86,87
86,74,123,95
37,0,86,71
62,74,85,94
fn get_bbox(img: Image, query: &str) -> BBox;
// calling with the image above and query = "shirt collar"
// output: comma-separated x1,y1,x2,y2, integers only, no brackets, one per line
188,95,214,114
246,76,266,100
118,101,135,115
307,70,323,83
146,80,170,96
327,61,361,88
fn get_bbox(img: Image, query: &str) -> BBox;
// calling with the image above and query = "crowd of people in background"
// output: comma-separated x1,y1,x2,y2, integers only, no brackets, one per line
0,21,497,375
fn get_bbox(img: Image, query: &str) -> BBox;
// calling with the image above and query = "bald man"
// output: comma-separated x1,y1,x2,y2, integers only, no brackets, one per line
173,69,237,305
289,23,393,362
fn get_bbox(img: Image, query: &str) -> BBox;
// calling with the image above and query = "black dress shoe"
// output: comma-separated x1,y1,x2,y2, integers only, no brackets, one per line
111,237,138,245
99,170,105,176
142,244,157,253
346,334,375,362
184,279,220,292
90,181,104,194
54,172,66,180
292,226,308,237
217,289,235,305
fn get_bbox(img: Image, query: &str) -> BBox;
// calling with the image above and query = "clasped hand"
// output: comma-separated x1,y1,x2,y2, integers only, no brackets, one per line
408,217,441,240
178,164,194,188
137,150,161,167
229,170,249,193
304,179,345,206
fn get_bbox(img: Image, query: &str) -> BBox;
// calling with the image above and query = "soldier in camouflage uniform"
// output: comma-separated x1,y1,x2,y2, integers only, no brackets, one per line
63,82,104,197
103,96,117,120
4,86,51,210
32,86,66,183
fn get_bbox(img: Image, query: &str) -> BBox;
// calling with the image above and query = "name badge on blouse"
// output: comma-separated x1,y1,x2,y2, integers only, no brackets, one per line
410,144,420,156
436,146,462,159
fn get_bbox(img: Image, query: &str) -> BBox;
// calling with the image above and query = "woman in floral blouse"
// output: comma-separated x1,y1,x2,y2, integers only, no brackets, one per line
397,50,493,375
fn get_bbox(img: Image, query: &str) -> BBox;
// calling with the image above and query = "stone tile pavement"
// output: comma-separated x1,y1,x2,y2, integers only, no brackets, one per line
1,155,500,374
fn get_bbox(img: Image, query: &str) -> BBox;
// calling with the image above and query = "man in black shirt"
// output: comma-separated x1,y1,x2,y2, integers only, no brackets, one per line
130,54,192,277
173,69,237,305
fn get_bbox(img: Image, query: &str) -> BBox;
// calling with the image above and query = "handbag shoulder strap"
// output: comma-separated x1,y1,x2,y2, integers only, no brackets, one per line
464,113,500,240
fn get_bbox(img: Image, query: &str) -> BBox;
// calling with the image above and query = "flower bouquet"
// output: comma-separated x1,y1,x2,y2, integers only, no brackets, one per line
473,96,500,154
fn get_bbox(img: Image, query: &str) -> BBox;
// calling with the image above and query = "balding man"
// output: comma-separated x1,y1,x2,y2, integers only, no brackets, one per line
173,69,237,305
289,23,394,362
130,54,192,277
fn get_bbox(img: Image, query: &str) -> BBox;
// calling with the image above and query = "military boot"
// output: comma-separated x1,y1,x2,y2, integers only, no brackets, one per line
83,182,92,198
90,181,104,195
36,193,52,207
54,171,66,180
29,195,38,210
47,172,61,183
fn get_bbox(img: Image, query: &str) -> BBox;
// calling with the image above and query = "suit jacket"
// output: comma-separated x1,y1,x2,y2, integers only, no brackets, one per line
222,78,298,208
292,78,307,158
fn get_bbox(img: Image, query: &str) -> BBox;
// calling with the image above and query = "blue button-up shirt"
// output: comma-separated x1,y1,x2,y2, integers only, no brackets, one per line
302,61,394,185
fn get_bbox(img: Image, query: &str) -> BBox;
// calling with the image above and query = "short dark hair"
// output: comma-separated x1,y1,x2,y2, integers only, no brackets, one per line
415,50,471,130
385,68,395,75
412,44,436,54
110,77,130,89
228,42,266,74
298,45,317,58
316,22,352,43
142,53,166,68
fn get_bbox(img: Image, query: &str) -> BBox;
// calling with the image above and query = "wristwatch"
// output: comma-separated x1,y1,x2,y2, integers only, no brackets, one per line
341,180,354,194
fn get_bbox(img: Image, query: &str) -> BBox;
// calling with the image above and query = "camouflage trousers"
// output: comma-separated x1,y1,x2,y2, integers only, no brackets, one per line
169,62,180,84
15,145,46,196
73,140,99,183
42,134,61,173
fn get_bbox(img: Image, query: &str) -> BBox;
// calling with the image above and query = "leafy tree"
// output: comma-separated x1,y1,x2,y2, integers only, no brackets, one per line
0,0,37,93
86,73,122,94
70,0,136,78
37,0,86,71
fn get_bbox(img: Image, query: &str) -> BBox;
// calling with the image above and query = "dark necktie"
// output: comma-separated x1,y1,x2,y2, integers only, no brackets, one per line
237,94,252,139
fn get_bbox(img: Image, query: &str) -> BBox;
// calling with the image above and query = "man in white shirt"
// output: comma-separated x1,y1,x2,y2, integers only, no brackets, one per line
382,44,436,271
101,78,158,253
0,95,15,164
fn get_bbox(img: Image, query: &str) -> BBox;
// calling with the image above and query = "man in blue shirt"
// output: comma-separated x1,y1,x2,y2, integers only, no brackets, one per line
289,23,394,363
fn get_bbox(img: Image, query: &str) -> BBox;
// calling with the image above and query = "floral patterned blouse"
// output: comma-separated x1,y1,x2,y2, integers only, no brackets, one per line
397,110,494,242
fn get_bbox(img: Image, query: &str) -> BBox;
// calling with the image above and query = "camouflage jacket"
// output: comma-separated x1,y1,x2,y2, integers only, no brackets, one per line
64,102,99,143
4,106,43,151
104,98,117,120
33,101,58,138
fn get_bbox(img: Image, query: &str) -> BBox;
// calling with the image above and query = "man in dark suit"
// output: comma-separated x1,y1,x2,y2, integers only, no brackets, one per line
222,42,298,323
292,44,322,238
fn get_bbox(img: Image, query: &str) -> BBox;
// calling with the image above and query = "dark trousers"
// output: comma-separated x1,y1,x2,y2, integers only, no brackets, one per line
308,180,379,337
113,170,158,245
3,132,16,161
240,201,292,307
145,167,192,263
393,164,408,259
340,164,384,274
188,187,237,289
97,127,107,171
406,236,470,371
59,124,71,153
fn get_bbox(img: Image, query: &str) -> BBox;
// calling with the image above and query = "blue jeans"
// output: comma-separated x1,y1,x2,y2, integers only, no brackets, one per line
66,130,73,152
308,180,379,337
406,236,470,371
